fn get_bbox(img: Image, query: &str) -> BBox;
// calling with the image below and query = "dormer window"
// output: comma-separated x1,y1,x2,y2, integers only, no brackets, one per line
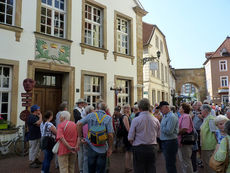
221,48,229,56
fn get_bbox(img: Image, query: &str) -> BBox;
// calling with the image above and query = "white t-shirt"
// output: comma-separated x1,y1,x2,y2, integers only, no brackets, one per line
40,122,55,138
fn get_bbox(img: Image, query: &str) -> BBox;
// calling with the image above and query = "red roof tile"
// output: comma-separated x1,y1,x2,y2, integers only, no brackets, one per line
143,22,155,46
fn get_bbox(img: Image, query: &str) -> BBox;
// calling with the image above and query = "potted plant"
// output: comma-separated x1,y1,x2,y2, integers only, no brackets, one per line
0,115,8,130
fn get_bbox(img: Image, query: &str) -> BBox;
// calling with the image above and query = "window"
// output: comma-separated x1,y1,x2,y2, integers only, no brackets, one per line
84,75,102,108
0,0,15,25
155,35,159,48
116,79,130,106
222,95,229,103
117,17,129,55
160,40,163,53
219,60,227,71
165,66,167,82
220,76,228,87
161,63,164,81
157,91,160,103
0,65,12,121
157,63,160,79
152,90,156,104
84,3,103,47
40,0,66,38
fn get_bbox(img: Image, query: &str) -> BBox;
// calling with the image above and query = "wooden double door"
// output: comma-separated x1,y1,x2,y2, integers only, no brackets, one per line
33,88,62,116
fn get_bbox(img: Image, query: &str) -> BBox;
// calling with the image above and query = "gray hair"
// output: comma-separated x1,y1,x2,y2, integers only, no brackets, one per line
85,105,94,115
214,115,229,126
201,104,212,113
98,102,107,111
224,120,230,135
60,111,71,120
138,98,150,111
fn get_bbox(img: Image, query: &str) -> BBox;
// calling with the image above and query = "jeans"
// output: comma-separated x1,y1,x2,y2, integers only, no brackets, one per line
133,144,157,173
83,144,88,173
88,146,106,173
42,149,53,173
161,139,178,173
78,143,84,173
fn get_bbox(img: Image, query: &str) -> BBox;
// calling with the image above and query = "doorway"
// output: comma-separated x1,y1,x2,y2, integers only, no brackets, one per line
33,72,62,116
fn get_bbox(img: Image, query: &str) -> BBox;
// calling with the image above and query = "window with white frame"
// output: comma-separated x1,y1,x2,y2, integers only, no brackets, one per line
84,3,103,47
155,35,159,49
0,0,15,25
84,75,102,108
117,17,129,55
220,76,228,87
116,79,130,106
40,0,66,38
0,65,12,121
222,95,229,103
219,60,227,71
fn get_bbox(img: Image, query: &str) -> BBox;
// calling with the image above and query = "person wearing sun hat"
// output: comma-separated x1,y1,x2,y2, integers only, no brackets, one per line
159,101,179,173
27,104,43,168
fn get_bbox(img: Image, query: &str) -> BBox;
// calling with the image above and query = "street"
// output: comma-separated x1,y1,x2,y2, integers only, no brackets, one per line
0,151,204,173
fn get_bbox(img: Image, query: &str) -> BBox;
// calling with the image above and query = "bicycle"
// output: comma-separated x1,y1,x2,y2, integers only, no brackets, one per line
0,125,29,156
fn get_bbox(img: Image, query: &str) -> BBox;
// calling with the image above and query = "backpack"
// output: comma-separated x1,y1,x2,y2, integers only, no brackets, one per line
116,115,127,138
88,112,108,146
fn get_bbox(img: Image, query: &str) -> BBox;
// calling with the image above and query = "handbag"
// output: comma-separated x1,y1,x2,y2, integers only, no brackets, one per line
52,121,69,154
209,137,229,173
180,115,196,145
40,123,56,150
52,141,60,154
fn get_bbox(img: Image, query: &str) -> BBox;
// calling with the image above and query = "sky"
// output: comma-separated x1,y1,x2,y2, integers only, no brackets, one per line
140,0,230,69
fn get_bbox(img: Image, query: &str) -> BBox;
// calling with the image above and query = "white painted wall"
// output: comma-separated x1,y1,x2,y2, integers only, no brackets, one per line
0,0,139,125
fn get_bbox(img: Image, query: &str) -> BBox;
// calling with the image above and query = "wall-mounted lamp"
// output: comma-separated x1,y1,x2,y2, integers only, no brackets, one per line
110,87,122,92
143,51,161,65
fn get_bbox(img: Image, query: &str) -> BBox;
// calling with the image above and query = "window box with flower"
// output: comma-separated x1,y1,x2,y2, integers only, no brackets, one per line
0,115,8,130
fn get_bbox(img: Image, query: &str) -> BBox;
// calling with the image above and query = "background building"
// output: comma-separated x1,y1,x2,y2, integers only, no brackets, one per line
0,0,146,125
204,36,230,105
142,22,171,105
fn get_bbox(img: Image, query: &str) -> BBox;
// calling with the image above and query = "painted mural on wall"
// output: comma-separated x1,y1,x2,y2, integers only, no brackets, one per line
35,39,70,64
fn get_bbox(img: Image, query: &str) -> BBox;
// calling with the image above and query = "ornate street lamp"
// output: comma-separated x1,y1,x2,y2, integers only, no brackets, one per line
142,51,161,65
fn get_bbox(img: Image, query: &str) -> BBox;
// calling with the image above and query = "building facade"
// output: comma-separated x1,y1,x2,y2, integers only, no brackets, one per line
142,22,171,105
204,36,230,105
0,0,146,125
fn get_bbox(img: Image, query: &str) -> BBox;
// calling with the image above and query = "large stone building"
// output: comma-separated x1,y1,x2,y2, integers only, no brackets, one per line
0,0,147,125
142,22,173,105
204,36,230,105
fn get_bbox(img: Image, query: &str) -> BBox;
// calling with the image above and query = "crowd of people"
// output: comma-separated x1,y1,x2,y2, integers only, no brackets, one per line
26,98,230,173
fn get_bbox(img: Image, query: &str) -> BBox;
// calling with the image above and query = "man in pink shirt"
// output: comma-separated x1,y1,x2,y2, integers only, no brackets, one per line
128,98,160,173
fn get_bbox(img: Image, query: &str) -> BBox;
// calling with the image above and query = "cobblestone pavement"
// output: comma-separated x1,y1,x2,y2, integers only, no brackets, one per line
0,151,204,173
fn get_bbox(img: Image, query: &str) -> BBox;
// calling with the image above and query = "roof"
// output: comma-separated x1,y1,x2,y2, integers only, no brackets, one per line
204,36,230,65
142,22,165,46
143,22,155,46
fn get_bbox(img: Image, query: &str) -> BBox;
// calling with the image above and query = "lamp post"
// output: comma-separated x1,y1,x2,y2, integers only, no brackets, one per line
142,51,161,65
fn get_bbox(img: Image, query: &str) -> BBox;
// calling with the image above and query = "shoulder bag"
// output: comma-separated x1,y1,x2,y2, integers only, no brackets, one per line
52,121,69,154
180,115,196,145
40,123,56,150
209,137,229,173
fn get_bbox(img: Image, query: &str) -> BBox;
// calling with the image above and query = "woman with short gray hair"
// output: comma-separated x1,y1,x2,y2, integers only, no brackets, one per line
214,120,230,172
56,111,78,173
